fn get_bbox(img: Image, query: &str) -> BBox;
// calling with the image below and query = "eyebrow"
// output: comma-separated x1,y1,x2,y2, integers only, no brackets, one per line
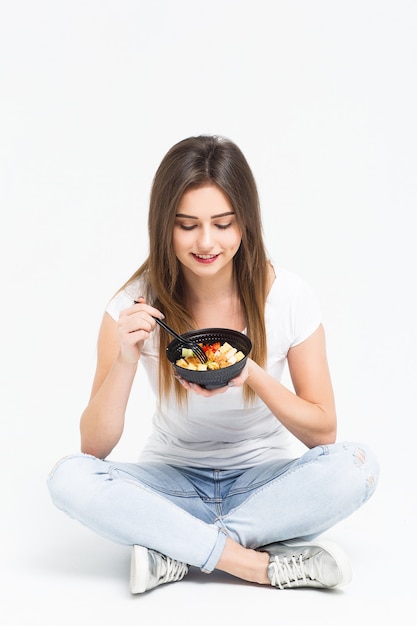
175,211,235,219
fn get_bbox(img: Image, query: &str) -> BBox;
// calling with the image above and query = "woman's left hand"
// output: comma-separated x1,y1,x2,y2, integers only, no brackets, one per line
174,362,250,397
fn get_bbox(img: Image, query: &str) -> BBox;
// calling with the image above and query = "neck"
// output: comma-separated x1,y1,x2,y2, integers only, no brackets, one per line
182,267,237,305
181,267,245,331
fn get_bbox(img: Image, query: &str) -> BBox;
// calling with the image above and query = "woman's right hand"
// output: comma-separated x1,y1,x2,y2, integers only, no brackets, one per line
117,297,164,364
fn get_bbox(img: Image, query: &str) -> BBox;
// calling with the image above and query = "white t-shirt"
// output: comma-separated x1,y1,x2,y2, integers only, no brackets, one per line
106,265,321,469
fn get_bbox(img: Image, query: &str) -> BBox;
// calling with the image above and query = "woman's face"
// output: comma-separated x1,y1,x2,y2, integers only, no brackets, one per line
173,185,242,280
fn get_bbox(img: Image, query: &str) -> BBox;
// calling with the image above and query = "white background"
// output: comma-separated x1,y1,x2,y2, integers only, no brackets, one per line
1,1,416,624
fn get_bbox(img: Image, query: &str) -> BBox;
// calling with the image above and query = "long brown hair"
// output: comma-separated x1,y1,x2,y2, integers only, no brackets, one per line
121,135,269,403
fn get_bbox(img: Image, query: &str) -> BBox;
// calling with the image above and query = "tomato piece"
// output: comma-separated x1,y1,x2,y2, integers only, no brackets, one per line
202,342,221,353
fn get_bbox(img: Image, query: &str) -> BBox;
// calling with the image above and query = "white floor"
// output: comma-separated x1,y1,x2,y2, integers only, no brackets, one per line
1,449,414,626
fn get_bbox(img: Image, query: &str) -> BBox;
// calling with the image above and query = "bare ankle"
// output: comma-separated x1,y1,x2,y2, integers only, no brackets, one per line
215,539,270,585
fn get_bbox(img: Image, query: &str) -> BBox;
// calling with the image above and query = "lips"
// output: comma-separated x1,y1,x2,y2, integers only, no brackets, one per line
192,253,219,264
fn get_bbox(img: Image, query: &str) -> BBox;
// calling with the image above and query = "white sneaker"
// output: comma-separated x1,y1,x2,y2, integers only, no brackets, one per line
130,545,189,594
261,540,352,589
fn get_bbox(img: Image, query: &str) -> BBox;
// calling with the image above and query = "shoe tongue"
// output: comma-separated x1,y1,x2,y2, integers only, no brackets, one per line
150,551,168,581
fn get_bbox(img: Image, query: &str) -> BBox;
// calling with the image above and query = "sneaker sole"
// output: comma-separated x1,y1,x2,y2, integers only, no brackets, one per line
281,539,353,588
130,545,149,594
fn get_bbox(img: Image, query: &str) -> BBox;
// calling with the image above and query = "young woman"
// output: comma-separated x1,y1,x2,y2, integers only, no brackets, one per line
48,135,379,593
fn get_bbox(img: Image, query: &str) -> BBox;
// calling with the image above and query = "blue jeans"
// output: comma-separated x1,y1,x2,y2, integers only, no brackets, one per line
47,442,378,573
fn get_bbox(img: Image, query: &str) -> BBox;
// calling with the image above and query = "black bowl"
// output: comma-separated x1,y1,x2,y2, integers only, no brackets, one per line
166,328,252,390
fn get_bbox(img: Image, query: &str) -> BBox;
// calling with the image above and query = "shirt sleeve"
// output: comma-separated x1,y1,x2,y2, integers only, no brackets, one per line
105,279,143,321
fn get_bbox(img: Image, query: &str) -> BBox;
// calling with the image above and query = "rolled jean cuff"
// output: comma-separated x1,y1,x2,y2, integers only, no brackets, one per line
201,528,228,573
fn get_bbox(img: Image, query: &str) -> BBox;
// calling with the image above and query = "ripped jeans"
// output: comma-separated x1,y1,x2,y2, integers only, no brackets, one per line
47,442,379,573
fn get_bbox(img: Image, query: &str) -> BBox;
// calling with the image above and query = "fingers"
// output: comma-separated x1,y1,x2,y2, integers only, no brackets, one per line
116,298,164,363
119,298,163,335
132,297,165,320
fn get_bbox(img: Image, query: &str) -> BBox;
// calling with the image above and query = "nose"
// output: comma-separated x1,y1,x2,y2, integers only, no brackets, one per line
197,224,214,250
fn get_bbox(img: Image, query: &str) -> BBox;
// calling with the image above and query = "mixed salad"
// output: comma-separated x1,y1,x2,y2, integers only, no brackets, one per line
176,341,245,371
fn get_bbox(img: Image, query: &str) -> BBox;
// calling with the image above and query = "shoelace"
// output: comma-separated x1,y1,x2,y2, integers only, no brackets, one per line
269,554,308,589
157,555,188,584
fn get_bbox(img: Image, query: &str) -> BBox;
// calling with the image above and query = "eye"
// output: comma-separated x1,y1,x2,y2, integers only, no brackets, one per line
215,223,232,230
178,224,197,231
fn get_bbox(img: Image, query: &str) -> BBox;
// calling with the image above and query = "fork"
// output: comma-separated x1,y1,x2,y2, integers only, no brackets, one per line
133,300,207,363
152,317,208,364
